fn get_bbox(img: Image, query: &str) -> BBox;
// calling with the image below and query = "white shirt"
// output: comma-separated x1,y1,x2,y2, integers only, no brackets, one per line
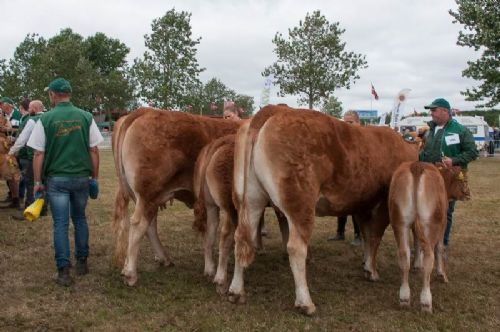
8,118,37,155
434,125,444,134
27,118,104,152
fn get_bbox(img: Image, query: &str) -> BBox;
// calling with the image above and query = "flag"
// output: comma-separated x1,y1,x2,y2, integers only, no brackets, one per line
371,84,379,100
391,88,411,129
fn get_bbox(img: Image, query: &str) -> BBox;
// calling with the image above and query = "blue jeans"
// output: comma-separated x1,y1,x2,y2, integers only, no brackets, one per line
47,177,89,270
443,200,456,246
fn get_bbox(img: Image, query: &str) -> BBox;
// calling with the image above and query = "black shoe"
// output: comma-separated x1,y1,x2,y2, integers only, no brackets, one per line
56,266,73,287
75,258,89,276
10,211,25,221
327,234,345,241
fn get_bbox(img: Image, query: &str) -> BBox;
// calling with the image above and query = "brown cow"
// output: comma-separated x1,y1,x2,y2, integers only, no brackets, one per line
389,162,469,313
228,105,419,315
112,108,239,286
192,131,289,294
0,136,20,206
192,134,239,293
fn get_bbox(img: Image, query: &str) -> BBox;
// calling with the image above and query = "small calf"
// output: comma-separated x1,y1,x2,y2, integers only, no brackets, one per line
388,161,469,313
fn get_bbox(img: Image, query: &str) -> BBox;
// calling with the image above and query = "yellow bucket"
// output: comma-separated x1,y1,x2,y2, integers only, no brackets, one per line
24,198,45,222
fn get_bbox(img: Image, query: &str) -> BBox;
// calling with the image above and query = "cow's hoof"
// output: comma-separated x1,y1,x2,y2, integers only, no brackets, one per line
421,303,433,314
228,292,246,304
122,272,138,287
215,282,229,295
295,304,316,316
399,298,410,308
364,269,379,281
204,271,215,281
156,256,175,268
438,273,449,283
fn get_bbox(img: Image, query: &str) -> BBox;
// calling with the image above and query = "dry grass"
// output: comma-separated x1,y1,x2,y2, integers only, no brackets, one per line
1,150,499,331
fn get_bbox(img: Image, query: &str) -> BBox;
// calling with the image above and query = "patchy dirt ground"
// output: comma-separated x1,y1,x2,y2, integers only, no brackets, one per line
0,151,499,331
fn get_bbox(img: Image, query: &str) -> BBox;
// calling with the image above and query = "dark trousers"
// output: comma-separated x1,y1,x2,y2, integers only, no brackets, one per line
443,200,456,246
337,215,360,236
19,158,34,207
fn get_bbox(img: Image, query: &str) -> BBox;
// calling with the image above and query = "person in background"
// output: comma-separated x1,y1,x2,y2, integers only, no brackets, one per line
27,78,103,286
419,98,478,258
15,98,31,209
328,110,362,246
0,97,22,134
8,100,45,219
0,97,22,208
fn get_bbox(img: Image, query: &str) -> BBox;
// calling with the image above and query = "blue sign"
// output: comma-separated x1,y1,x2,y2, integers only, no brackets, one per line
354,110,378,119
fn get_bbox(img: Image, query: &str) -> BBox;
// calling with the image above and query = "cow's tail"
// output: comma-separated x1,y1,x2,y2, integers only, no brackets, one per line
234,124,259,268
412,167,429,249
111,108,150,268
112,186,130,267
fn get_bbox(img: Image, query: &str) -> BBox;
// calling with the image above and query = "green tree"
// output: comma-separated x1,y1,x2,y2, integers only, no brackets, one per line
0,29,134,113
263,10,367,109
132,9,204,109
321,96,343,118
449,0,500,108
234,94,254,118
0,34,48,101
202,78,235,115
84,32,129,75
83,32,134,115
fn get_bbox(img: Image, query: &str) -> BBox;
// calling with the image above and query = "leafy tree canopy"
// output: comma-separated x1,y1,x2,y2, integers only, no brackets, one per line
450,0,500,108
132,8,204,109
263,10,367,109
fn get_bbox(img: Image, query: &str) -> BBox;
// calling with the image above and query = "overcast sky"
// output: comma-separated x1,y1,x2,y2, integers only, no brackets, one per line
0,0,481,115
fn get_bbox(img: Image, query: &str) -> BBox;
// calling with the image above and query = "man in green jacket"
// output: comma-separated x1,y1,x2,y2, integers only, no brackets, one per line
419,98,478,253
27,78,103,287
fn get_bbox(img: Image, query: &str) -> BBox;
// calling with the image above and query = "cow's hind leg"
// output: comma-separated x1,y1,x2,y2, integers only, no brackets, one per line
122,199,153,286
146,213,173,267
286,213,316,316
435,241,448,283
359,202,388,281
203,205,219,278
420,241,435,313
393,223,411,308
214,209,235,294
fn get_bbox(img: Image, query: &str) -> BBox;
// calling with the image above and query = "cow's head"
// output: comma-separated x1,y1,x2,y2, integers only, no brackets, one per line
436,164,470,201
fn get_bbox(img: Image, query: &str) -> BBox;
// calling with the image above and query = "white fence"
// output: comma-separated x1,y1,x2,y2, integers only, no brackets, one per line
98,132,112,150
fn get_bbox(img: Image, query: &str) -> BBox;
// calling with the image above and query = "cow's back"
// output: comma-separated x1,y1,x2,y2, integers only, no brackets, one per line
254,110,419,214
119,109,239,204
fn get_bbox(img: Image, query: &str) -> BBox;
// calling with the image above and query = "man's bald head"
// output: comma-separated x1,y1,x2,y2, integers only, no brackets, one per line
29,100,44,114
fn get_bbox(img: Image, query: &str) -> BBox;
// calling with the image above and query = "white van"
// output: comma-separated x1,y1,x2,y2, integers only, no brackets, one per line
398,115,490,151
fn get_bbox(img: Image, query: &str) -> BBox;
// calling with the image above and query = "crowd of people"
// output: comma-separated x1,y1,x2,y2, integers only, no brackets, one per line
0,78,103,286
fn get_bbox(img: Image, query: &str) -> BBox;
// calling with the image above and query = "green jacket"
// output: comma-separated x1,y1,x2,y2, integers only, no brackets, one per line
40,101,92,178
419,118,478,169
10,108,22,128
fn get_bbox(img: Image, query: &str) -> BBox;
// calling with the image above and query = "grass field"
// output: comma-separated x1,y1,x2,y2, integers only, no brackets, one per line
1,150,499,331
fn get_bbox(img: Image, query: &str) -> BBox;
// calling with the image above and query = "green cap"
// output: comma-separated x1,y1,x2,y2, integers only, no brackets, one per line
424,98,450,110
0,96,15,105
45,77,72,93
